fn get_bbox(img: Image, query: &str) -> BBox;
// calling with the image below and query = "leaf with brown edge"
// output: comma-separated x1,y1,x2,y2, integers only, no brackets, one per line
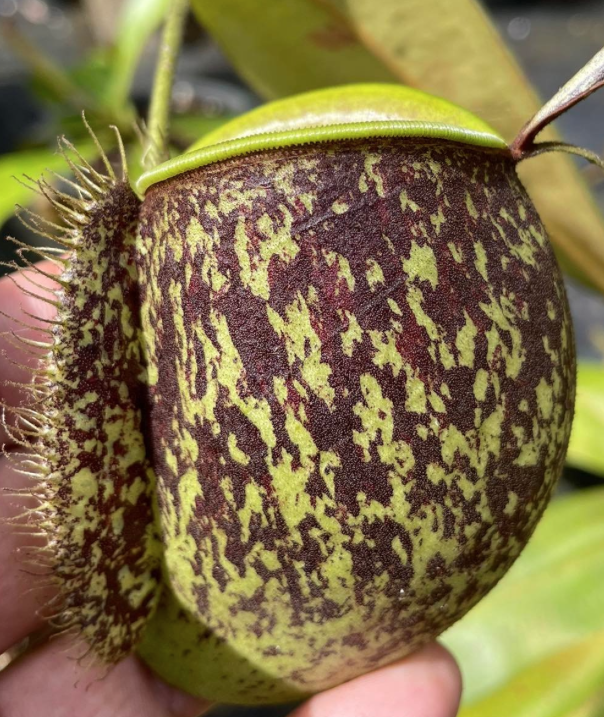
190,0,604,294
189,0,398,99
441,487,604,705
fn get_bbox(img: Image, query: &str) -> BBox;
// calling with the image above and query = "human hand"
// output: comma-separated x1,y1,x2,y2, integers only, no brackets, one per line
0,263,461,717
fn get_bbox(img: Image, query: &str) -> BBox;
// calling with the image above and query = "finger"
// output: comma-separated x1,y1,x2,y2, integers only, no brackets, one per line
0,634,211,717
0,455,57,655
0,261,61,446
289,643,462,717
0,263,64,652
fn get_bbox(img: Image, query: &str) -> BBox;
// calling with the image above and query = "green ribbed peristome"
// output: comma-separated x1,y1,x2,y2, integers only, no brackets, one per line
135,83,506,195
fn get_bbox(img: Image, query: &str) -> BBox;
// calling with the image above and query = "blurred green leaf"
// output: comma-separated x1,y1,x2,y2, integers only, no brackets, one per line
104,0,170,110
566,689,604,717
191,0,604,295
442,487,604,705
0,143,99,228
189,0,397,99
171,114,234,148
459,632,604,717
1,19,98,115
1,17,137,133
69,51,115,105
0,115,223,229
576,704,604,717
567,363,604,478
0,148,65,227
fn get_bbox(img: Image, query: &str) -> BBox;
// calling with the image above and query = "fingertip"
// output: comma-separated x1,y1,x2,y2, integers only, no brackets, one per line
0,260,62,328
290,642,462,717
0,260,62,443
407,642,463,717
0,457,57,655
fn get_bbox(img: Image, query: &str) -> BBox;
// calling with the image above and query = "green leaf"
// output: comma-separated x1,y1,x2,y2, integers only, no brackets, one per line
0,142,99,227
171,114,235,147
69,51,115,105
2,22,99,115
458,632,604,717
441,487,604,705
567,363,604,477
0,148,65,227
565,690,604,717
104,0,170,110
190,0,604,294
189,0,397,99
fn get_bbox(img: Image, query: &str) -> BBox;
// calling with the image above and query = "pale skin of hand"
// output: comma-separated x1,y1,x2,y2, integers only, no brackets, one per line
0,264,462,717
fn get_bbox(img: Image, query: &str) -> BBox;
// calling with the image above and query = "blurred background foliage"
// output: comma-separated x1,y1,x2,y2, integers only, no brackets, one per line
0,1,603,715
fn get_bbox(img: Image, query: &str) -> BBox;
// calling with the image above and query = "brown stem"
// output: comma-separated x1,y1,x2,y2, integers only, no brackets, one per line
511,47,604,161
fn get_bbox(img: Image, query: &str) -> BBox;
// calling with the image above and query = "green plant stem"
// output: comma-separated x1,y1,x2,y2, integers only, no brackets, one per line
105,0,171,112
0,19,96,112
145,0,189,167
0,18,135,133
